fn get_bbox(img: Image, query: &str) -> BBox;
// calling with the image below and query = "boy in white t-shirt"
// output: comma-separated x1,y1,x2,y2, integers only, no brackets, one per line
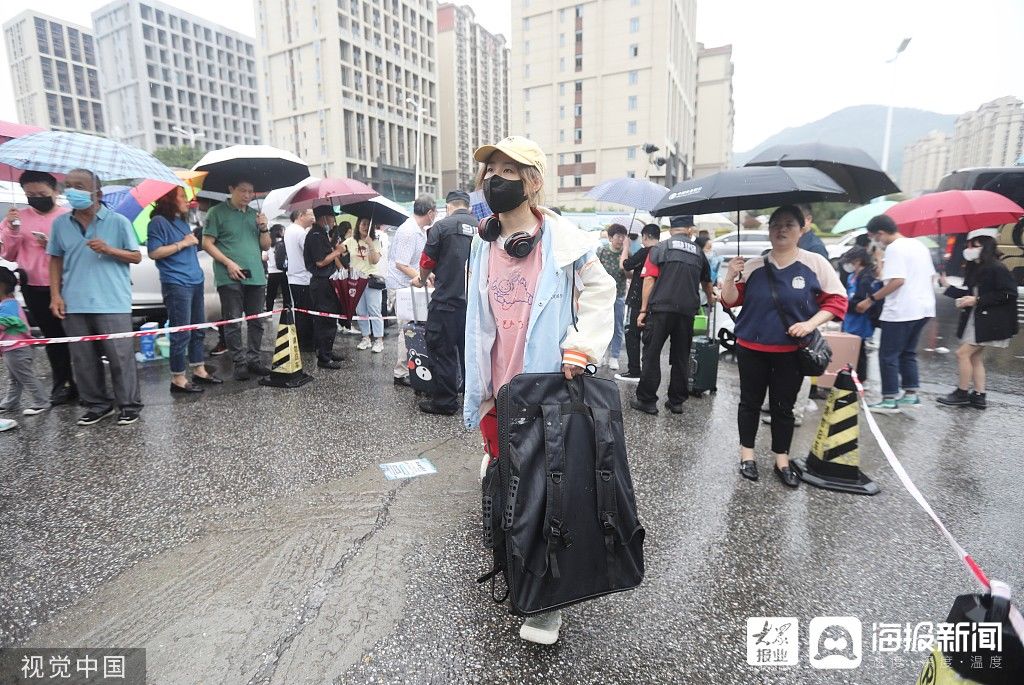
861,214,936,413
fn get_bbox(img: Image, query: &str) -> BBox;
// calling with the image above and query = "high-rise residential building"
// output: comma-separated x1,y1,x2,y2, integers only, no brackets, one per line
256,0,440,202
951,96,1024,170
437,4,509,193
91,0,261,153
900,130,952,195
510,0,698,209
3,11,105,134
693,43,733,179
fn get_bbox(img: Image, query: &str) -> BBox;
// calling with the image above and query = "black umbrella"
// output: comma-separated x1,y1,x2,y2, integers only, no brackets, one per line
192,145,310,194
651,166,848,256
744,142,900,203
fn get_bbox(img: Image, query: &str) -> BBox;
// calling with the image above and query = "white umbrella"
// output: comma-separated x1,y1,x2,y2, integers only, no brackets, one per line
192,145,309,194
694,212,737,231
261,176,320,221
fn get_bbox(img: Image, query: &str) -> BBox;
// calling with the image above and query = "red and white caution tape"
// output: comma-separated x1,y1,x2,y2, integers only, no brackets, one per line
0,309,285,351
851,368,1024,639
291,306,400,323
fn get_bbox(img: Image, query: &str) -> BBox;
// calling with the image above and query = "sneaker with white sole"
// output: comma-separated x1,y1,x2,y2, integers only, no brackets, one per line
896,393,921,408
520,609,562,645
614,372,641,383
868,398,901,414
608,357,619,371
356,337,372,350
22,406,48,416
0,417,18,432
371,340,384,353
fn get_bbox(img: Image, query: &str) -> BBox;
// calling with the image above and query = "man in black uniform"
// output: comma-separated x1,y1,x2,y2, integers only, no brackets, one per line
303,205,346,369
415,190,475,415
631,215,715,415
615,223,662,383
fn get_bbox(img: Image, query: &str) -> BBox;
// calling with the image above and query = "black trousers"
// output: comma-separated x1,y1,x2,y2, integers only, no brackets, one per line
624,303,642,376
308,277,339,362
637,311,693,405
737,346,803,454
287,283,315,351
265,272,287,311
425,305,466,411
22,285,75,394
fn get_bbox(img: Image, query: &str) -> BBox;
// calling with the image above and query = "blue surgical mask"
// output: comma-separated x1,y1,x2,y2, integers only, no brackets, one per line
65,187,94,210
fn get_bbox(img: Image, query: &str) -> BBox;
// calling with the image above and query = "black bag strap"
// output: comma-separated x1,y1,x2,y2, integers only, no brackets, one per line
541,403,571,580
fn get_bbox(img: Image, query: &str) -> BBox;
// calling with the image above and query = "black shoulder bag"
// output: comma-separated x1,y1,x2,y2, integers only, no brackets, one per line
764,262,832,376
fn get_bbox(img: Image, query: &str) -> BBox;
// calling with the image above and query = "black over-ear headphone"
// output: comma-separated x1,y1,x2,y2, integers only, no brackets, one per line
477,214,541,259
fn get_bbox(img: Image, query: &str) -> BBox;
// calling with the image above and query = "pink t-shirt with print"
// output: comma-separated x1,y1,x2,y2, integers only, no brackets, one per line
488,237,544,394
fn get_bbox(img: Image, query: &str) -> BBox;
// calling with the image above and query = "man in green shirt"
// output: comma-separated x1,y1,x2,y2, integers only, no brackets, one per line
202,178,271,381
596,223,628,370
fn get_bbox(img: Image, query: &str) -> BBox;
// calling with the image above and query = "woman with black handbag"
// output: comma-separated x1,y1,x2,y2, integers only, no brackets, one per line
720,205,848,487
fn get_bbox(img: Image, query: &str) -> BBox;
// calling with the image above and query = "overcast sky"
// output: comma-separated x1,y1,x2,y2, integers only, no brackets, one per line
1,0,1020,151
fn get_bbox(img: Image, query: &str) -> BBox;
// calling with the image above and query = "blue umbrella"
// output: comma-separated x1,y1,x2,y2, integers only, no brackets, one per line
0,131,178,184
833,201,897,233
100,184,132,210
586,176,668,211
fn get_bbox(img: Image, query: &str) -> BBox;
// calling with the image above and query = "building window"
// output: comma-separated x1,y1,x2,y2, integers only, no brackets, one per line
522,17,530,31
628,95,637,110
629,17,640,32
628,70,638,85
627,146,637,160
559,33,566,47
559,57,565,71
559,130,565,143
523,40,530,54
524,111,530,124
631,0,640,5
574,128,582,142
524,64,530,78
574,176,582,187
574,104,582,117
627,121,637,135
559,83,566,96
559,153,566,164
574,80,582,93
523,88,530,101
559,105,565,119
575,5,583,18
575,55,582,71
629,44,639,57
574,153,582,163
626,170,635,178
559,8,566,22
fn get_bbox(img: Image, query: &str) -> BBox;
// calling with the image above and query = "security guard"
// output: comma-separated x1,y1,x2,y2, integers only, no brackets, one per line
302,205,346,369
415,190,475,415
632,215,715,415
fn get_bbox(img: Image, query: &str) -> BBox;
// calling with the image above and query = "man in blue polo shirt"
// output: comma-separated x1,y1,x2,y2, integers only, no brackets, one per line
47,168,143,426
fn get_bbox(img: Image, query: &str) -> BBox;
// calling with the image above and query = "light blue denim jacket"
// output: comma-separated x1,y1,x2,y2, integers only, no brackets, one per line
463,209,616,429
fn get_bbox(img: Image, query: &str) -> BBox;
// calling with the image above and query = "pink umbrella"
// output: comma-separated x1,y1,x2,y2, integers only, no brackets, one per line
0,121,59,183
286,177,378,211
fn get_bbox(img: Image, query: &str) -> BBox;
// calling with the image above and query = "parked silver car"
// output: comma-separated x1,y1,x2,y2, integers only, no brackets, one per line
711,229,772,258
131,246,222,322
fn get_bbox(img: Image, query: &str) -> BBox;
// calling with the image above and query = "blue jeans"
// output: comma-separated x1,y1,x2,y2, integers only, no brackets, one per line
356,287,383,338
609,295,625,358
878,318,930,398
163,282,207,375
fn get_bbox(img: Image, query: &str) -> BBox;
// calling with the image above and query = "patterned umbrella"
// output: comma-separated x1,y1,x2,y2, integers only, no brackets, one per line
0,131,179,184
113,170,207,242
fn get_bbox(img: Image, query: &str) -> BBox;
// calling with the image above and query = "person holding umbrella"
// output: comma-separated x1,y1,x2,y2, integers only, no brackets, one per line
0,170,76,405
343,217,385,352
719,205,847,487
201,177,272,381
147,186,222,394
47,168,144,426
303,206,346,369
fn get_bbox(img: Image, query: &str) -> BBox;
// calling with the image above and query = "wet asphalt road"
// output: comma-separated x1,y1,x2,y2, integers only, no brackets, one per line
1,293,1022,684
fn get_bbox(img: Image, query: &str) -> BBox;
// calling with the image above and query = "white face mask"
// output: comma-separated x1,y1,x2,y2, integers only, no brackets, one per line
842,263,856,273
963,247,982,262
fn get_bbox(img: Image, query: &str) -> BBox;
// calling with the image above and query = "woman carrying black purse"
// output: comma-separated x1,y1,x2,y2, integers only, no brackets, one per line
937,227,1019,409
720,205,848,488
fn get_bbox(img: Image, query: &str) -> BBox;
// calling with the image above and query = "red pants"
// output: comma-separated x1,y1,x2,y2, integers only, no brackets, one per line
480,407,499,460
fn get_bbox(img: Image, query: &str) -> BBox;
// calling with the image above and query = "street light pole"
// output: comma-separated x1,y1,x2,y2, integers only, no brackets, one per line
172,125,205,149
881,37,911,174
406,97,423,199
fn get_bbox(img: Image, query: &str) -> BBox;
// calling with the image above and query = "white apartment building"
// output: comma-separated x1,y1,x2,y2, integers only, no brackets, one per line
92,0,261,152
437,3,509,193
900,130,952,195
951,96,1024,170
693,43,733,179
256,0,440,202
510,0,698,209
3,11,105,134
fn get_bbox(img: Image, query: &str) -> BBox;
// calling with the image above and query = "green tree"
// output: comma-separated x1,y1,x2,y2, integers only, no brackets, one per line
153,145,204,168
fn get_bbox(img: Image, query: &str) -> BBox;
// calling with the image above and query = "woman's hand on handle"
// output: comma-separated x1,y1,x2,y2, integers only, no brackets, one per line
562,364,586,380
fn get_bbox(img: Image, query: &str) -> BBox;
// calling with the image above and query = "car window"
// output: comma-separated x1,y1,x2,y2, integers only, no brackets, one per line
720,235,735,243
741,233,769,242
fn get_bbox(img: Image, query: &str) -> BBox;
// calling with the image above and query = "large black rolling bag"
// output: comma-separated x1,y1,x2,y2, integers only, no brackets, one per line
479,373,645,616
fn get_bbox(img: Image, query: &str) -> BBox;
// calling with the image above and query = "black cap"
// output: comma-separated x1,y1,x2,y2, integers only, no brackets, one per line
313,205,339,219
445,189,471,205
670,215,695,228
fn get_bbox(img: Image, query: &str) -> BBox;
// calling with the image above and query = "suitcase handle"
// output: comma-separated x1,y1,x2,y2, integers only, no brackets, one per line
408,283,431,321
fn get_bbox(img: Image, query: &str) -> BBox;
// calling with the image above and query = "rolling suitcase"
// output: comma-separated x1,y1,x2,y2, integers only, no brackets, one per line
480,373,645,616
403,286,435,395
689,305,720,396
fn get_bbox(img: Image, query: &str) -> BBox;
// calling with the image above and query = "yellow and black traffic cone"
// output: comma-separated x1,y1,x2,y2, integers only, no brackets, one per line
259,309,313,389
793,366,879,495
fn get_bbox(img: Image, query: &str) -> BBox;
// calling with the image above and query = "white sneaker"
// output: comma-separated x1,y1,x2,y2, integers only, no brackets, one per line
22,406,48,416
356,337,371,350
804,399,818,413
520,610,562,645
0,417,18,432
371,339,384,353
608,357,619,371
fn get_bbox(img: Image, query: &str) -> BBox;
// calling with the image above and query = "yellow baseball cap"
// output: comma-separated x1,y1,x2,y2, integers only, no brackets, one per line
473,136,547,176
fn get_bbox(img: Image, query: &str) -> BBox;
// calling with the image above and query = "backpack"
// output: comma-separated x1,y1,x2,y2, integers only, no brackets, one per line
273,239,288,271
479,372,645,616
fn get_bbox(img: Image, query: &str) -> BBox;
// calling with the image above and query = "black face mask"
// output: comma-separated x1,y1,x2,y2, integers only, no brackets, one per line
26,196,55,213
483,175,527,214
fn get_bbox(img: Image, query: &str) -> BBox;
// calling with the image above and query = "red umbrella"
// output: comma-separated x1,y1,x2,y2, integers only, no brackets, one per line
287,177,378,211
333,276,368,322
0,120,51,183
884,190,1023,238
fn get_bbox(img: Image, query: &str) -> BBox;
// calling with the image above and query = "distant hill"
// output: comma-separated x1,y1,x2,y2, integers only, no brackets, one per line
733,105,958,180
